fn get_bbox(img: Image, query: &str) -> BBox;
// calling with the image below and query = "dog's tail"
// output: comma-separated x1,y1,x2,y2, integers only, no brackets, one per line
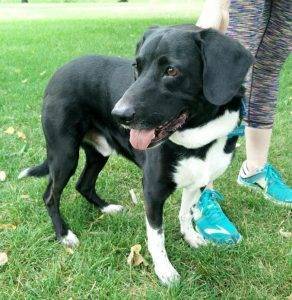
18,160,49,179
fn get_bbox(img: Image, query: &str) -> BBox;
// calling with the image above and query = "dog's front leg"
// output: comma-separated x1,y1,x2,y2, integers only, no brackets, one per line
145,204,180,286
179,187,206,248
143,176,180,286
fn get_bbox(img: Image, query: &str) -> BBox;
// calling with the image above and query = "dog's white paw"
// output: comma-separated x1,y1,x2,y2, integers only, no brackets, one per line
155,264,180,286
60,230,79,248
183,231,207,248
101,204,124,214
18,168,30,179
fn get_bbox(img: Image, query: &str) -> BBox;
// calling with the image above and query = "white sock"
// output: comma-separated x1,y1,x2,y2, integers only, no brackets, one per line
239,161,267,189
239,161,263,178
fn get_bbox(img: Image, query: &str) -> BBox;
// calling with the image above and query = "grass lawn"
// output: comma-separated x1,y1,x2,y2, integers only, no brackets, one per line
0,12,291,300
0,1,203,21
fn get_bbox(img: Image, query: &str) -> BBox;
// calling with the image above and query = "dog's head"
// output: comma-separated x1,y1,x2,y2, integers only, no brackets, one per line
112,25,253,150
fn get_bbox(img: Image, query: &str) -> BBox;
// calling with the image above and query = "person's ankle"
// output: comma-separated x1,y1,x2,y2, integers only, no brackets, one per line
241,160,265,178
246,160,265,173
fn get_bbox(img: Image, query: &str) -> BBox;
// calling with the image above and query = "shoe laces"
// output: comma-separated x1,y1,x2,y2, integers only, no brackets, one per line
200,190,225,221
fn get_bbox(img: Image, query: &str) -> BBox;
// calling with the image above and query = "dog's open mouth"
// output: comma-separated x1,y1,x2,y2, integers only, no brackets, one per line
129,112,188,150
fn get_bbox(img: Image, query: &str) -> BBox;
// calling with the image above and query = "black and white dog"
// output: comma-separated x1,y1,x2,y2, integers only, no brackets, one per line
19,25,253,285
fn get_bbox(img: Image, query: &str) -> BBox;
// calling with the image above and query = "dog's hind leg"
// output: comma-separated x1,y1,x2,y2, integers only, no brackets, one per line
76,143,124,214
179,187,206,248
44,142,80,248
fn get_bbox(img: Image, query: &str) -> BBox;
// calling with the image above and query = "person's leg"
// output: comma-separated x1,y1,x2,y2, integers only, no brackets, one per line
206,0,270,189
227,0,274,172
228,0,272,96
244,128,272,171
243,0,291,171
194,0,271,244
238,0,292,205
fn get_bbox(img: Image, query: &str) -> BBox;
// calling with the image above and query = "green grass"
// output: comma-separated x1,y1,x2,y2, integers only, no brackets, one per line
0,17,291,299
0,1,203,22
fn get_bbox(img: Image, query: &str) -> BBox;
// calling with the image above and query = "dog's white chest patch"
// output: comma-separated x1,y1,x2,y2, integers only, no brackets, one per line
83,131,114,157
170,110,239,149
173,137,232,188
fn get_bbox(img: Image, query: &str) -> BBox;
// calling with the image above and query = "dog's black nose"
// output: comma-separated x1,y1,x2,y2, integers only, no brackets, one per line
111,106,135,124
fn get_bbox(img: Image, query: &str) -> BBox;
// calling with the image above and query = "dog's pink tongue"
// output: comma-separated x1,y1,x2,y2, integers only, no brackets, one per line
130,129,155,150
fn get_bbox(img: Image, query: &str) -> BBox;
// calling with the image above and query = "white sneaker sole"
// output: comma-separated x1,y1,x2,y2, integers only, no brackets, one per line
195,226,242,246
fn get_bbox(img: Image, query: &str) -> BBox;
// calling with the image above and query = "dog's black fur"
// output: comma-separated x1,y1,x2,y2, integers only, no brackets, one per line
21,25,253,284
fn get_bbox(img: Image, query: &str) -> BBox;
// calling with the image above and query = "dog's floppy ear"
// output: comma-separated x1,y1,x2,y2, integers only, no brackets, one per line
198,28,253,105
135,26,160,55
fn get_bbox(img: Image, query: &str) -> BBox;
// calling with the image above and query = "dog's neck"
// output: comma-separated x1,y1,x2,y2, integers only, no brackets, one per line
169,108,240,149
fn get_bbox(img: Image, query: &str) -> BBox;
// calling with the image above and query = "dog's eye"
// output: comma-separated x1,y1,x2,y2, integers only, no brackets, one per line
165,66,179,77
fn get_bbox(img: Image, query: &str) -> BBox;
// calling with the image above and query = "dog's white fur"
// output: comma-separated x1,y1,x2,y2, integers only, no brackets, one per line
179,187,207,248
61,230,79,248
18,168,30,179
169,110,239,149
173,136,233,189
146,219,180,285
83,132,114,157
101,204,124,214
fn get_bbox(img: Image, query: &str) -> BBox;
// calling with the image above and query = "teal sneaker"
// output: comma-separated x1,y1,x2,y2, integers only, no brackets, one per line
192,189,242,245
237,163,292,207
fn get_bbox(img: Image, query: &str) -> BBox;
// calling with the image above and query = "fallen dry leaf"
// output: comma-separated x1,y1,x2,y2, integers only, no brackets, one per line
129,189,138,204
0,224,17,230
279,228,292,238
127,244,148,266
20,194,30,199
0,252,8,266
17,131,26,140
65,247,74,255
40,70,47,76
21,79,28,84
4,127,15,135
0,171,6,182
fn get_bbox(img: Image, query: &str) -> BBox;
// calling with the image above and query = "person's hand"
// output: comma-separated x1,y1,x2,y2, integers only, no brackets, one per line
196,0,230,33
